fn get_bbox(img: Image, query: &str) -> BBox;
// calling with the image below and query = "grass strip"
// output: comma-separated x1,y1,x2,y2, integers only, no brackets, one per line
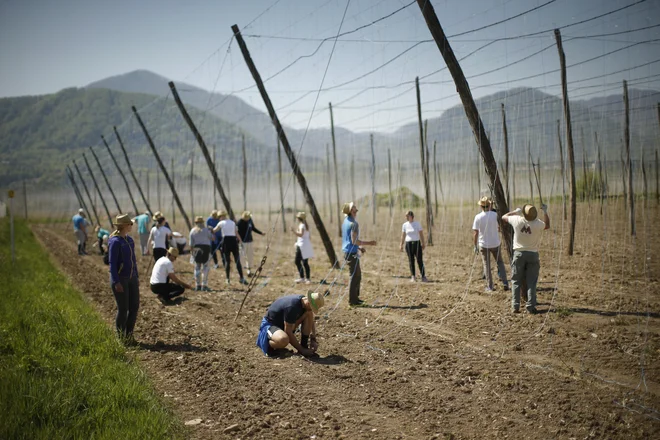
0,219,183,439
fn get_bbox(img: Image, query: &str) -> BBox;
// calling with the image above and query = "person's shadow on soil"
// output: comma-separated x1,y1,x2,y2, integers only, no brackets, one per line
160,297,189,306
559,307,660,319
138,341,208,353
305,354,349,365
361,303,428,310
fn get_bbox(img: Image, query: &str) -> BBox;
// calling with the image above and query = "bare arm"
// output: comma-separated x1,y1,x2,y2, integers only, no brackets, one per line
292,224,304,237
543,210,550,230
419,230,426,250
284,321,310,355
168,273,192,290
235,225,241,243
502,208,522,224
351,229,376,247
400,231,406,250
472,230,479,246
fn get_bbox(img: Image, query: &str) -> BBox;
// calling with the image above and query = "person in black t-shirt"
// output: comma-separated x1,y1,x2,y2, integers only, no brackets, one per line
256,292,325,357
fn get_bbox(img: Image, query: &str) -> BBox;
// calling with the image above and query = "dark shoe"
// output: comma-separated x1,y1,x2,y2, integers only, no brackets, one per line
526,307,538,315
202,286,212,292
156,295,169,305
503,285,510,291
512,309,520,314
195,286,201,291
350,300,367,307
239,278,249,285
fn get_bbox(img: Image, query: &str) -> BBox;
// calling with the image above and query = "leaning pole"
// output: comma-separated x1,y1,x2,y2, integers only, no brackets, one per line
102,135,139,215
232,23,337,266
415,0,512,257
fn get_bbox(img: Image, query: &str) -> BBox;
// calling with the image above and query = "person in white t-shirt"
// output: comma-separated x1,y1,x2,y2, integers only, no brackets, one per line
291,212,314,284
149,247,192,304
212,210,248,285
147,215,172,262
502,203,550,314
472,196,508,292
400,211,428,282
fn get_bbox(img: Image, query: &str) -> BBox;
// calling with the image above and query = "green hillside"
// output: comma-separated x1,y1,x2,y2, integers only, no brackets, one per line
0,87,273,188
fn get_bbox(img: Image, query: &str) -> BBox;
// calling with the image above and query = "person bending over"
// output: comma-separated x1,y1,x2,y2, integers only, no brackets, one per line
150,247,192,304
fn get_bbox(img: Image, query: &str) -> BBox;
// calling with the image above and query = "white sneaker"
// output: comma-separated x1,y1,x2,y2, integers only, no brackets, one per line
410,276,416,283
304,279,311,284
294,278,304,284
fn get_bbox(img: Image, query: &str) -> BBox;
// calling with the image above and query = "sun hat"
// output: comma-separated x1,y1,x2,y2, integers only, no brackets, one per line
342,202,357,216
218,209,228,217
477,196,491,207
242,211,251,220
523,204,538,222
167,247,179,257
296,211,306,221
113,214,134,226
152,211,163,221
307,291,325,313
78,208,84,214
210,209,218,218
194,216,204,224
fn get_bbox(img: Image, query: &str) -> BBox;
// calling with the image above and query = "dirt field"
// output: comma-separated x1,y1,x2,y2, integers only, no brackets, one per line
33,200,659,439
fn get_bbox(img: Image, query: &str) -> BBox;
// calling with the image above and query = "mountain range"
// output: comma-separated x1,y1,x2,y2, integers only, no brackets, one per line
1,69,657,189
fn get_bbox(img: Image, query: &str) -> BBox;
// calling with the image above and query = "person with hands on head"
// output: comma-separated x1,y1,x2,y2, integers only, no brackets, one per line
342,202,377,306
149,247,193,304
502,203,550,314
107,214,139,345
472,196,509,292
256,291,324,357
291,211,314,284
400,210,428,282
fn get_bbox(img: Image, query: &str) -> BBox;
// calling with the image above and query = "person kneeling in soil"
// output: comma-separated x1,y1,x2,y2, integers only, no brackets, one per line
150,247,193,304
256,292,324,357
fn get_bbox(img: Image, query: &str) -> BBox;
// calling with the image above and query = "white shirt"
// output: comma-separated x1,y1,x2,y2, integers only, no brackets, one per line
150,226,171,249
150,256,174,284
402,221,423,242
472,211,501,248
295,223,314,260
507,215,545,252
215,219,236,237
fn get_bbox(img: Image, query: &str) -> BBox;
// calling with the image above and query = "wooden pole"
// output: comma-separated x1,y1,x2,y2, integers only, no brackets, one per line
171,157,176,225
113,126,152,214
502,104,510,207
415,77,433,246
82,153,113,228
89,146,122,214
101,135,138,215
623,80,635,236
554,28,577,255
370,133,376,225
621,148,628,205
329,102,342,237
325,143,333,223
557,120,567,220
581,127,589,203
213,144,217,208
72,160,101,227
168,82,234,220
190,153,194,218
232,24,337,266
277,136,286,232
242,133,247,211
132,105,192,230
66,167,88,219
416,0,511,255
642,152,648,209
388,148,393,217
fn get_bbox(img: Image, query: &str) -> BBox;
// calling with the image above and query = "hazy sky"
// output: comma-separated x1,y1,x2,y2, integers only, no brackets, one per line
1,0,658,132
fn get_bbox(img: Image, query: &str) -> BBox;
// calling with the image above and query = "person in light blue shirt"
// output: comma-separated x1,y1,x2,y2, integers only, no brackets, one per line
94,225,110,255
341,202,376,306
132,211,151,256
72,208,89,255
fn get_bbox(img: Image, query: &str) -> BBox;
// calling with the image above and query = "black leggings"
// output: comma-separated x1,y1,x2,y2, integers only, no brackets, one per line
295,246,310,279
405,241,425,278
97,237,105,255
222,236,244,280
153,247,167,262
150,281,185,300
111,276,140,337
211,241,225,266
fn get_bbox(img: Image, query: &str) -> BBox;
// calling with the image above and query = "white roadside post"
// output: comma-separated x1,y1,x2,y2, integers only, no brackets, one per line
8,189,16,263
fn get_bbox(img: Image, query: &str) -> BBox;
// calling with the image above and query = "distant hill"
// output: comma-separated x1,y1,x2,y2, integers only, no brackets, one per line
0,87,274,187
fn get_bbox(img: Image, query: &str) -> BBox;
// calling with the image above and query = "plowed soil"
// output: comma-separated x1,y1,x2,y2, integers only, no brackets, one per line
33,201,659,439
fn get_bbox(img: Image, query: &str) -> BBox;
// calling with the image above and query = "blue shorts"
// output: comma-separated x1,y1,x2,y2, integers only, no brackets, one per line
256,317,281,355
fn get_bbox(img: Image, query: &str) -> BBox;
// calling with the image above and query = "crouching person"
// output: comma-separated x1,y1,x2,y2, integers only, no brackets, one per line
256,292,324,357
150,247,192,304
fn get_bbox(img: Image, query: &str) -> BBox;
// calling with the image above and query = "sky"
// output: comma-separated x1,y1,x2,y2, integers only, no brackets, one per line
1,0,659,132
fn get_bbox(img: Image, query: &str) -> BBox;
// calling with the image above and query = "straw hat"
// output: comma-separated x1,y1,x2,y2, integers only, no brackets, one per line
242,211,251,220
342,202,357,216
523,204,538,222
307,291,325,313
194,216,204,224
218,209,228,218
477,196,491,207
167,247,179,257
296,211,306,221
78,208,85,214
152,211,163,221
113,214,134,226
210,209,218,219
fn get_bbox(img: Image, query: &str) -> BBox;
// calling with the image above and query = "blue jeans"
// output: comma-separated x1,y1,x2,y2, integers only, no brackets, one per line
511,251,539,311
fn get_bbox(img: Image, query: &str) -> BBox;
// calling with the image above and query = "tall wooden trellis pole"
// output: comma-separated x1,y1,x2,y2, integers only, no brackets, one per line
82,153,113,228
89,146,122,214
72,160,101,227
113,126,152,214
101,135,139,215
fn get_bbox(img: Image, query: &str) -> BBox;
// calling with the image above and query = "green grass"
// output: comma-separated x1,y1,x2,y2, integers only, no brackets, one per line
0,219,184,439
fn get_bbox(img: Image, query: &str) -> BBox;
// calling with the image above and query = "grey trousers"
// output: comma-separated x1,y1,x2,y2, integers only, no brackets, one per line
139,232,149,255
511,251,540,311
345,253,361,304
479,246,508,289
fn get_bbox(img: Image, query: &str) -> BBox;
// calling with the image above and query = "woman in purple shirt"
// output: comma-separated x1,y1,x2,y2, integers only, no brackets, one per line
108,214,139,344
